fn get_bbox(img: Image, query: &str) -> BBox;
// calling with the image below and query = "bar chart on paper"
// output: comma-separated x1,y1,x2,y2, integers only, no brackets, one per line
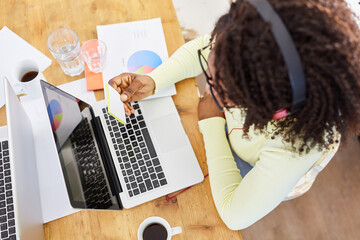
127,50,162,74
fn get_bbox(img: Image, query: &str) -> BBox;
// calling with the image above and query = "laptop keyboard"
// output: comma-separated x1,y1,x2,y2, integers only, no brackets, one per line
0,140,16,240
103,101,168,198
71,119,112,209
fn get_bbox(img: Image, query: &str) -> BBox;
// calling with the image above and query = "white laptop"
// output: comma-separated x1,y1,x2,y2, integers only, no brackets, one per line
40,80,204,209
4,78,44,240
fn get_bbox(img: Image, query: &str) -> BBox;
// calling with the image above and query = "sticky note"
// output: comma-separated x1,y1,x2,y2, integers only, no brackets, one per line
85,63,103,91
105,83,126,124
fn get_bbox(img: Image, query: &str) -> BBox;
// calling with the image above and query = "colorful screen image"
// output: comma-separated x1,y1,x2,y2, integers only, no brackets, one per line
47,99,63,131
127,50,162,74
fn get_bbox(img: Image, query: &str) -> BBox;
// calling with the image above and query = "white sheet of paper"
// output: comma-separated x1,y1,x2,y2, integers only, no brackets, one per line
0,26,52,108
105,83,126,124
97,18,177,101
58,78,97,105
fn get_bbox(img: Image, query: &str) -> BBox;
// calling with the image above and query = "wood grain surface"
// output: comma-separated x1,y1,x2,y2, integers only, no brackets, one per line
0,0,243,239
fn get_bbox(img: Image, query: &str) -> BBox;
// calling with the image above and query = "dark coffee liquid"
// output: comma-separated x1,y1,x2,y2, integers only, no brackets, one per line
21,71,38,82
143,223,168,240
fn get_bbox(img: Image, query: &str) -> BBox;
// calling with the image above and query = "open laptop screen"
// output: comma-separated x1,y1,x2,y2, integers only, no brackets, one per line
40,81,117,209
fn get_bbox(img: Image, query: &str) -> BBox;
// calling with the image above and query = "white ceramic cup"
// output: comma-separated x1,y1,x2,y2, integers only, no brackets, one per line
138,216,182,240
12,59,44,96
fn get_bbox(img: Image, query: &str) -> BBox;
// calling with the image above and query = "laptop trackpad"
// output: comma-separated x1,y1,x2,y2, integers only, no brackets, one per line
150,114,188,153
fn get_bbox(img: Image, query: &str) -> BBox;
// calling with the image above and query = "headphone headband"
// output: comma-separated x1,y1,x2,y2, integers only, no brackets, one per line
247,0,307,116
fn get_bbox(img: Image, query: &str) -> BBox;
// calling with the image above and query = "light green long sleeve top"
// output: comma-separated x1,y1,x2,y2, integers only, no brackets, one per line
148,35,327,230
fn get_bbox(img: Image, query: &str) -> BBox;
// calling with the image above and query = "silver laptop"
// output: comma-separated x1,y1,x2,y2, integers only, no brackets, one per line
40,80,204,209
4,78,44,240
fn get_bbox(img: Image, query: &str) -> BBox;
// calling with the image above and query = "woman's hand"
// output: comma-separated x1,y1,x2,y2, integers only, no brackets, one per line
108,73,155,115
198,93,225,121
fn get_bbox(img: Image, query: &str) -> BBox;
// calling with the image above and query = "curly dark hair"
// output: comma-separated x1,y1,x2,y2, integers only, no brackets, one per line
211,0,360,153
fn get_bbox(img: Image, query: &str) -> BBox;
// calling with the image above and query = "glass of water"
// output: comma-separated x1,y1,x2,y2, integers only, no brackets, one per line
47,28,84,76
81,39,107,73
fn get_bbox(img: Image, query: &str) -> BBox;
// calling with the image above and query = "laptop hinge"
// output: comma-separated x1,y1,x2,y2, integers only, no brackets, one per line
91,116,123,210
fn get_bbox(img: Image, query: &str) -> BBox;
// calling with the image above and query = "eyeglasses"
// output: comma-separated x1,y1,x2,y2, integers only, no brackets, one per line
197,44,223,111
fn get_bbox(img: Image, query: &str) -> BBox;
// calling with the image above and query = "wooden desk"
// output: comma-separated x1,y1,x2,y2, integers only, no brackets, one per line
0,0,243,239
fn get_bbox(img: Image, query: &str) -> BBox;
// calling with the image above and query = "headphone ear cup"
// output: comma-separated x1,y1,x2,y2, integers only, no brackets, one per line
272,109,289,120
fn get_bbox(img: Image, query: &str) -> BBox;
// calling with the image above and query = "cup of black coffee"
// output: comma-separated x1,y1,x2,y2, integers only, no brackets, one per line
13,59,44,95
137,216,182,240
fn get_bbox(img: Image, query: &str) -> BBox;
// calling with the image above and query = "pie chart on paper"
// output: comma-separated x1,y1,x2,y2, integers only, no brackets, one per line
47,99,63,131
127,50,162,74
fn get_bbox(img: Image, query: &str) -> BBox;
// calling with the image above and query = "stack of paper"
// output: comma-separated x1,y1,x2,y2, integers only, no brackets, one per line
97,18,177,102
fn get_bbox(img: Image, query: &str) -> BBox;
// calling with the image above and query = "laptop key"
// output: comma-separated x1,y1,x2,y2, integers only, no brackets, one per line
6,198,13,205
155,166,163,173
131,182,137,189
150,174,156,180
152,180,160,188
7,212,14,219
8,219,15,226
141,128,157,158
0,195,4,201
143,172,149,179
138,160,144,166
126,184,131,190
132,164,139,170
128,191,133,197
139,183,146,193
157,172,165,179
130,157,136,163
140,166,146,172
129,175,135,182
0,208,5,215
133,188,140,195
152,158,160,166
135,170,141,176
9,227,15,234
145,179,153,190
148,167,154,173
1,230,8,238
139,121,146,128
160,179,168,186
0,223,6,231
2,142,8,150
5,177,11,183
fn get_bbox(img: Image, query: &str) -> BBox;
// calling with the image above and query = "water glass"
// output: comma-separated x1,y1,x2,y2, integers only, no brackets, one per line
81,39,107,73
47,28,84,76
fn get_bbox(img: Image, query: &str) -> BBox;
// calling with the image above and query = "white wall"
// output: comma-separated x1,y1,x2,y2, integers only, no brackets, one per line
172,0,230,41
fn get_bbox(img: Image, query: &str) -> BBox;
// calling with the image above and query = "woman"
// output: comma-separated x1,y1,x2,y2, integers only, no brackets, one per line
109,0,360,230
